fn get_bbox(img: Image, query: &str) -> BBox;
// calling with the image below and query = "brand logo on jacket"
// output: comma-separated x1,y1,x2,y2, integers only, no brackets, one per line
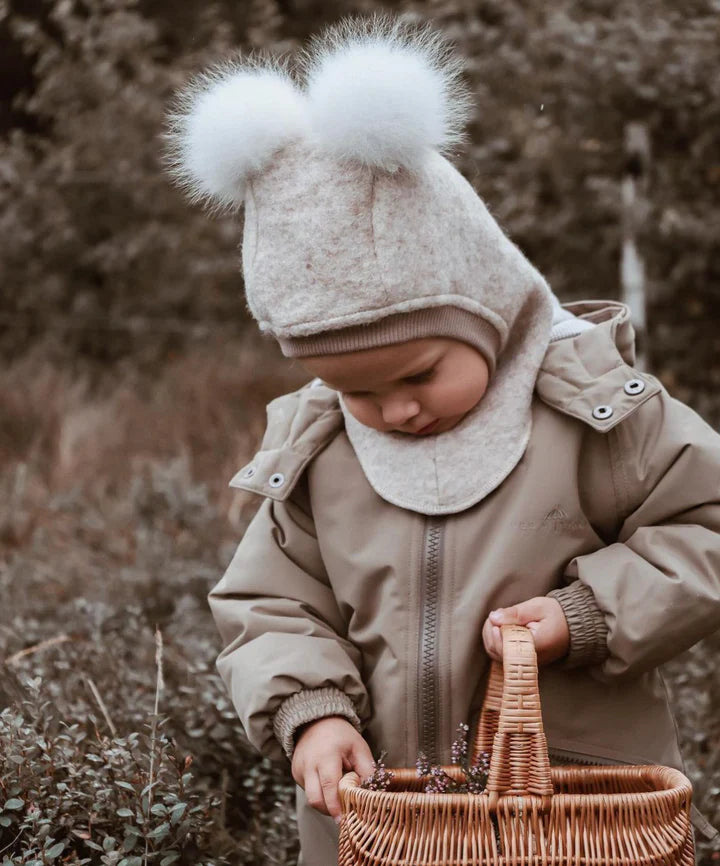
517,505,589,533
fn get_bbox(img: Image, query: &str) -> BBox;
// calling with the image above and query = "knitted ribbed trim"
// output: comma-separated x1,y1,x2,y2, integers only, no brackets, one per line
276,305,501,377
547,580,610,668
272,686,362,760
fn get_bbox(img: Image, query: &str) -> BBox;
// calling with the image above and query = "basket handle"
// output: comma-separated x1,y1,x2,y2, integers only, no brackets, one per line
471,624,553,811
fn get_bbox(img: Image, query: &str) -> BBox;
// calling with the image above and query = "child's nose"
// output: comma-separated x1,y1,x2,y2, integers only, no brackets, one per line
380,395,421,426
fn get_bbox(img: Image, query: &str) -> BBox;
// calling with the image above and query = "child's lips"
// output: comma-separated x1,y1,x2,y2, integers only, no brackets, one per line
415,419,439,434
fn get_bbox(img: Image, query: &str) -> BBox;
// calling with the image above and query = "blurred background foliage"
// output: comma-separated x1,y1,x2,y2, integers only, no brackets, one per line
2,0,720,416
1,0,720,863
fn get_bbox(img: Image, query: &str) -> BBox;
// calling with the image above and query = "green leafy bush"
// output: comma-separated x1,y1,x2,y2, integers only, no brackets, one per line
0,676,223,865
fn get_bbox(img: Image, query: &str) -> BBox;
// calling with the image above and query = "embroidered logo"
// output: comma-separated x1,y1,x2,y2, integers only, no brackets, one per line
518,504,588,533
544,506,568,521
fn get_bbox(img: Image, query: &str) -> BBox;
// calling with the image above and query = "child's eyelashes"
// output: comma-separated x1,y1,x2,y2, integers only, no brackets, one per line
406,367,436,385
344,367,436,398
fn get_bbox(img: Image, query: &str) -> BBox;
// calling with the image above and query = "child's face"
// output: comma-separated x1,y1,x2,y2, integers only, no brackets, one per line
299,337,490,435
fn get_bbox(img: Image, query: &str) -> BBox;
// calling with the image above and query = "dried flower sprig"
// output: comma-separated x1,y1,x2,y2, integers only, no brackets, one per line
451,722,469,764
416,749,458,792
466,751,491,794
415,750,431,777
452,722,491,794
361,722,491,795
423,764,459,793
360,749,394,791
415,722,491,794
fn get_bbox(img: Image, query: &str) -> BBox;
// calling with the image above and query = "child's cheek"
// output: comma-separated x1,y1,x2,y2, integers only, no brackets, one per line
344,396,376,427
436,383,478,416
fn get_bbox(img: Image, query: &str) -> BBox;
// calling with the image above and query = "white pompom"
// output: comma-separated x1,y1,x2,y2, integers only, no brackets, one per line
163,60,309,212
302,15,473,171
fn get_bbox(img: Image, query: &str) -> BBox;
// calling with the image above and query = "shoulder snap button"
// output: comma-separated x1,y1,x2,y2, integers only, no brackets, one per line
592,404,614,420
624,378,646,395
268,472,285,488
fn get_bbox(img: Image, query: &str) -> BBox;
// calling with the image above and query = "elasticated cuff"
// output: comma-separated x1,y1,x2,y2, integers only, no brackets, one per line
272,687,362,760
547,580,610,668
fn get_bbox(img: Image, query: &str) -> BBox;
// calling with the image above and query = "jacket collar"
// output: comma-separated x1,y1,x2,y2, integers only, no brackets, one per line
536,300,660,432
549,299,637,364
228,384,342,501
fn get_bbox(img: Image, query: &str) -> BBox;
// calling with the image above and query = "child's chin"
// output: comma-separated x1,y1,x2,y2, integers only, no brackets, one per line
432,419,457,435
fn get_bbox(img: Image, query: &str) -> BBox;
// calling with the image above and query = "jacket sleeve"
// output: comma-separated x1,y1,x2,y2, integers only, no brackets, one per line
208,478,371,761
548,382,720,680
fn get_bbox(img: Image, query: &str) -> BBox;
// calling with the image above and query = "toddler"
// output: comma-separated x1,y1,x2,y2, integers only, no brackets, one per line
165,15,720,864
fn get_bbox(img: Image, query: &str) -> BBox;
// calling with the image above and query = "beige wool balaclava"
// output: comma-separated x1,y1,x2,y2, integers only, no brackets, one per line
164,15,577,515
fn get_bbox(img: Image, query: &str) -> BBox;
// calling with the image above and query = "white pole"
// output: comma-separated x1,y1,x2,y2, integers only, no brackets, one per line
621,122,650,370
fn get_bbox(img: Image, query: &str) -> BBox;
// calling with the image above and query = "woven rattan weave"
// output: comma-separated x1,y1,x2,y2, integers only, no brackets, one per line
338,624,694,865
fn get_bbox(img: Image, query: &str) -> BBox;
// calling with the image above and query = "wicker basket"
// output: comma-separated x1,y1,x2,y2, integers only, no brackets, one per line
338,624,695,865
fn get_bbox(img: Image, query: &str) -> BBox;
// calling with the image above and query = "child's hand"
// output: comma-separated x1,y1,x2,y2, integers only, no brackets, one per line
482,597,570,666
291,716,375,823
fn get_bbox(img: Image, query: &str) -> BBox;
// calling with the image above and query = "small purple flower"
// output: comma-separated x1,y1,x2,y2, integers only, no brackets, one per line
416,751,431,777
425,765,455,793
466,749,490,794
471,751,490,773
466,775,486,794
365,725,490,796
360,750,394,791
450,722,469,765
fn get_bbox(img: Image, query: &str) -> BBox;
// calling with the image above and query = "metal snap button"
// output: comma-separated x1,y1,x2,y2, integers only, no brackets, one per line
268,473,285,488
243,466,256,478
624,378,646,396
592,404,614,420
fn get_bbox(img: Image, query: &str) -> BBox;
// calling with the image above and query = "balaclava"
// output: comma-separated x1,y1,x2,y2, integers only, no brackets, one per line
164,15,592,515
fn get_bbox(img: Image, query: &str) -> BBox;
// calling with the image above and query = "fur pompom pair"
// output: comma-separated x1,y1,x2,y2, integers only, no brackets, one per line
162,14,473,212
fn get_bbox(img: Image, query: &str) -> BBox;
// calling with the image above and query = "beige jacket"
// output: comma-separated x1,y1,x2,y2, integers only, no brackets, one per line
209,300,720,858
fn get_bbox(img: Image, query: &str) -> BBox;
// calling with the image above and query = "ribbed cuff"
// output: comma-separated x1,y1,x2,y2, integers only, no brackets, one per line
547,580,609,668
272,687,362,760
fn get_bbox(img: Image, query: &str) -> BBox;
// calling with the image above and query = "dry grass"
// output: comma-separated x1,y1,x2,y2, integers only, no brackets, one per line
0,333,308,863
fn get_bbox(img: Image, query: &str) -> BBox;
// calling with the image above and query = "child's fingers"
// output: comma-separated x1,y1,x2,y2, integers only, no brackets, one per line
489,624,501,660
304,770,325,814
490,597,553,628
481,617,493,658
481,617,502,661
317,756,344,820
350,739,377,781
493,625,502,658
305,766,340,819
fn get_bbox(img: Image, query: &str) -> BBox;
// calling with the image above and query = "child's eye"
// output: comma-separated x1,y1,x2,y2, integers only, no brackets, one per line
343,368,435,398
404,367,435,384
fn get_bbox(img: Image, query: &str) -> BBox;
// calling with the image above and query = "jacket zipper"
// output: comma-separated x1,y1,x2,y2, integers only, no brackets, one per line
548,748,632,767
417,517,445,764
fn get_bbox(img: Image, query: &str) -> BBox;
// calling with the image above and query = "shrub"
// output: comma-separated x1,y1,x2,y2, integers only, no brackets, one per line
0,675,225,865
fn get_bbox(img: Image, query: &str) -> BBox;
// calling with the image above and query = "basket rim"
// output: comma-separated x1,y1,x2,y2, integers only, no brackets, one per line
339,763,692,809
